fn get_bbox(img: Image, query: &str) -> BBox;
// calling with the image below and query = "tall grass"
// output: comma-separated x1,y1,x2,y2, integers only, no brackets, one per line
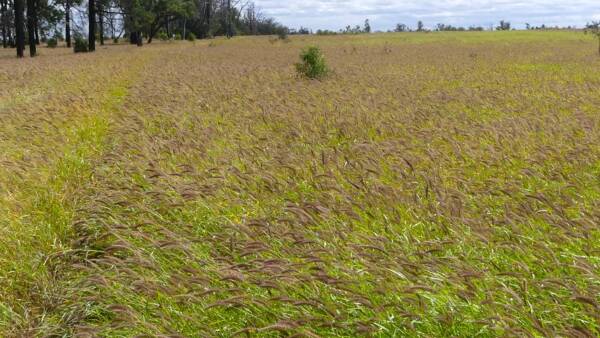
0,32,599,336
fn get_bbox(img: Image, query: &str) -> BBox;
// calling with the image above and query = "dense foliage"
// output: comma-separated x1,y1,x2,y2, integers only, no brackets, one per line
73,35,87,52
45,35,56,46
0,0,289,55
295,45,328,79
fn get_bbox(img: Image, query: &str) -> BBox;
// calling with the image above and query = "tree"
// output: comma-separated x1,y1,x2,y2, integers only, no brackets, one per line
417,20,424,32
363,18,370,33
1,0,9,48
296,27,309,34
243,2,256,34
14,0,24,57
116,0,141,45
496,20,510,31
435,23,467,31
116,0,194,44
97,0,104,44
88,0,95,51
8,0,286,55
32,0,38,44
26,0,36,56
468,25,484,31
104,0,121,41
226,0,231,38
394,23,408,32
147,0,194,43
585,21,600,55
35,0,63,43
62,0,71,47
204,0,211,33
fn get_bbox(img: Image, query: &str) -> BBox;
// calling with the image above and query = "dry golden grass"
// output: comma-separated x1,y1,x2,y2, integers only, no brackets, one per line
1,31,599,337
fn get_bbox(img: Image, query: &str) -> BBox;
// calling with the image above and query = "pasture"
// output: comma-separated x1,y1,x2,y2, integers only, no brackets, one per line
0,31,599,336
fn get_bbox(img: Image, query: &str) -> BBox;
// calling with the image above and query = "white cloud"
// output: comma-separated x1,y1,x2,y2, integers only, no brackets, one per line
253,0,600,30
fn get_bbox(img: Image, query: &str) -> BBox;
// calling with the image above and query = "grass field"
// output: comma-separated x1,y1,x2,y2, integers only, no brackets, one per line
1,31,599,337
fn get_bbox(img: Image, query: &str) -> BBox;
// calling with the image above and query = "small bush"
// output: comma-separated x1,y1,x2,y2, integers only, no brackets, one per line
113,37,120,44
277,28,289,41
74,37,88,53
295,46,329,79
186,32,196,42
158,31,169,41
174,33,182,41
47,38,58,48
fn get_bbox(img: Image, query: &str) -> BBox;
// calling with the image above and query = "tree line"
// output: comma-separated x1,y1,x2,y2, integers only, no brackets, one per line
393,20,588,33
2,4,599,59
0,0,288,57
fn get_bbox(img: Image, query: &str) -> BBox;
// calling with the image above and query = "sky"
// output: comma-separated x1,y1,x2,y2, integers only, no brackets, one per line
253,0,600,31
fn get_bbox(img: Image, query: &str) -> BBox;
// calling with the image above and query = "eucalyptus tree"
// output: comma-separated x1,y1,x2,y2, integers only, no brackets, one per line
112,0,193,44
6,0,284,56
14,0,23,56
36,0,63,41
54,0,72,46
26,0,35,55
146,0,194,43
88,0,94,50
58,0,82,47
0,0,11,47
97,0,104,44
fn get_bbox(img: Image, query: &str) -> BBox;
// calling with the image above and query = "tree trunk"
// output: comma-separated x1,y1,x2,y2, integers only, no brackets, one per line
166,17,170,37
147,17,161,44
65,0,71,47
147,33,153,44
127,13,136,44
130,30,143,46
108,12,114,40
15,0,25,57
205,0,211,34
27,0,36,56
98,1,103,45
88,0,95,51
226,0,232,38
1,0,7,48
34,5,39,44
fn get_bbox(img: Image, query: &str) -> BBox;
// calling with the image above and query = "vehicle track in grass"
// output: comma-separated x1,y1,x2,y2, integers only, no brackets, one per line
0,46,156,335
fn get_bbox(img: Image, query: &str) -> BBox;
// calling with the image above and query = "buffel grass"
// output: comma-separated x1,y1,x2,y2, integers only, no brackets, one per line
0,31,599,337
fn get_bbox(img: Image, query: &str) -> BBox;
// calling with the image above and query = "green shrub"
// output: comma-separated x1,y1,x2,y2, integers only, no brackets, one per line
158,31,169,41
277,27,289,40
47,38,58,48
174,33,182,41
186,32,196,42
113,37,120,44
74,37,88,53
295,46,329,79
